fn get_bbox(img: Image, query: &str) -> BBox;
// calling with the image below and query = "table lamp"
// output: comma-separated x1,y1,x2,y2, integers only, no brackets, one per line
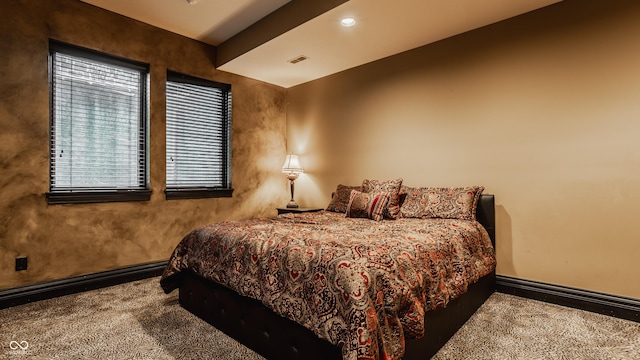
281,154,304,208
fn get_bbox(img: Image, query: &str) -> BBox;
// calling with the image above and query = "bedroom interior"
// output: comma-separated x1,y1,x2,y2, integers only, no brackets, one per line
1,0,640,358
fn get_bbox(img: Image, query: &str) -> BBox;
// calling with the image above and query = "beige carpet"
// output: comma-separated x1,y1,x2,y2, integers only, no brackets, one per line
0,277,638,359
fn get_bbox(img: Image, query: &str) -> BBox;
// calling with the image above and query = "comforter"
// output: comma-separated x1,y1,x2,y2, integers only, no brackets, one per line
160,211,495,360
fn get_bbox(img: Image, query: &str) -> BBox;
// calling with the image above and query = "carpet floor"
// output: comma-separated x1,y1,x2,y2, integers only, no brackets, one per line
1,277,638,359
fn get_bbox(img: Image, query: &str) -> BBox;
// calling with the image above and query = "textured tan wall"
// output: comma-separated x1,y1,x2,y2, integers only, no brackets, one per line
287,0,640,299
0,0,287,289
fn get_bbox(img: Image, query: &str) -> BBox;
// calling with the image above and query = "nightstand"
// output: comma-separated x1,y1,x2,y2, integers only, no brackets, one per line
277,207,324,215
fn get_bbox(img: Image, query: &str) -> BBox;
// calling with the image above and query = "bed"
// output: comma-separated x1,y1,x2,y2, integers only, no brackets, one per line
161,183,496,360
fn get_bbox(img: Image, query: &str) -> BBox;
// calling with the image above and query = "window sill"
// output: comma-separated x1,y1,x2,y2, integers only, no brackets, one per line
165,188,234,200
46,190,152,205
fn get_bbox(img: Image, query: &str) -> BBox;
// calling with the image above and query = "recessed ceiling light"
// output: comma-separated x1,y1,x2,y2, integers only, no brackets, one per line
186,0,198,4
340,17,356,27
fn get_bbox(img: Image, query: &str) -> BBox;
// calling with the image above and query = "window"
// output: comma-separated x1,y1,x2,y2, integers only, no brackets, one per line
47,41,150,204
165,71,233,199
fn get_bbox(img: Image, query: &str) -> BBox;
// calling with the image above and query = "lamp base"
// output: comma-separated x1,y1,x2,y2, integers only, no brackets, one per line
286,201,299,209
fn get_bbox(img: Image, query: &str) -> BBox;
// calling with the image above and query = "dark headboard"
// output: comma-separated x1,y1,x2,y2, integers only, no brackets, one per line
476,194,495,246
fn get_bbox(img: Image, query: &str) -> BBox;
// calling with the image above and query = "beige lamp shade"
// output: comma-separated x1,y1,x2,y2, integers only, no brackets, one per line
281,154,304,175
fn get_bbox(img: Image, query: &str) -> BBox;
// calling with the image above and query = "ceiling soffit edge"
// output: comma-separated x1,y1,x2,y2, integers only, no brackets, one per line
216,0,348,67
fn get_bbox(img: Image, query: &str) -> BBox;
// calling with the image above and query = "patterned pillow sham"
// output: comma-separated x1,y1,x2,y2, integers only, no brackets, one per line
399,186,429,218
345,190,390,221
361,178,403,219
422,186,484,221
326,184,363,213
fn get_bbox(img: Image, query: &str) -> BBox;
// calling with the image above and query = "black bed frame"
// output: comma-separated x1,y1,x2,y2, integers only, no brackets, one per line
178,194,496,360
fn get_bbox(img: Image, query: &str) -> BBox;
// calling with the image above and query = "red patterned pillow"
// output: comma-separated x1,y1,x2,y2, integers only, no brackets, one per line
345,190,390,221
423,186,484,220
326,184,363,213
399,186,429,218
361,178,403,219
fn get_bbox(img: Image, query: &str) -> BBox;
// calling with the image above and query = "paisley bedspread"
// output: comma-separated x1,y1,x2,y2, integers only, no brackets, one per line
160,211,496,360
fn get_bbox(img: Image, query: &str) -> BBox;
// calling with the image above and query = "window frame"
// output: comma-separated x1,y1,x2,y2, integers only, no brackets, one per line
46,40,151,205
164,71,233,200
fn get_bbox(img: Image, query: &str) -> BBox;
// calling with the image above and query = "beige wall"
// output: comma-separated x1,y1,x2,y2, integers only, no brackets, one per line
287,0,640,299
0,0,287,290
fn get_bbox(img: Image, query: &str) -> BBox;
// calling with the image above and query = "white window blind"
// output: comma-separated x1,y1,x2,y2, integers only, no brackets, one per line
48,41,149,204
166,72,232,196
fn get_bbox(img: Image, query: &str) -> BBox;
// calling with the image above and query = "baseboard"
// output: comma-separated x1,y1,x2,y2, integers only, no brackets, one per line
496,275,640,323
3,267,637,324
0,260,167,310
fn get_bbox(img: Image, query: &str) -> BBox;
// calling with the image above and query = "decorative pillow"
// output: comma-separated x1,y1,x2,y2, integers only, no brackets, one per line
422,186,484,220
361,178,403,219
326,184,363,213
345,190,390,221
399,186,429,218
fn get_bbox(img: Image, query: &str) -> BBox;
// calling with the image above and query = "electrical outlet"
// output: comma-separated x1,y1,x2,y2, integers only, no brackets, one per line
15,256,28,271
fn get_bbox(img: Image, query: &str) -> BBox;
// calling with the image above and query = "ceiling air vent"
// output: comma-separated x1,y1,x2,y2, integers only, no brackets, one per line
288,55,309,64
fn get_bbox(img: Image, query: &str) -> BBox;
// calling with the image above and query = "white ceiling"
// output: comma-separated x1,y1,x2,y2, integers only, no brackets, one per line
81,0,561,88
